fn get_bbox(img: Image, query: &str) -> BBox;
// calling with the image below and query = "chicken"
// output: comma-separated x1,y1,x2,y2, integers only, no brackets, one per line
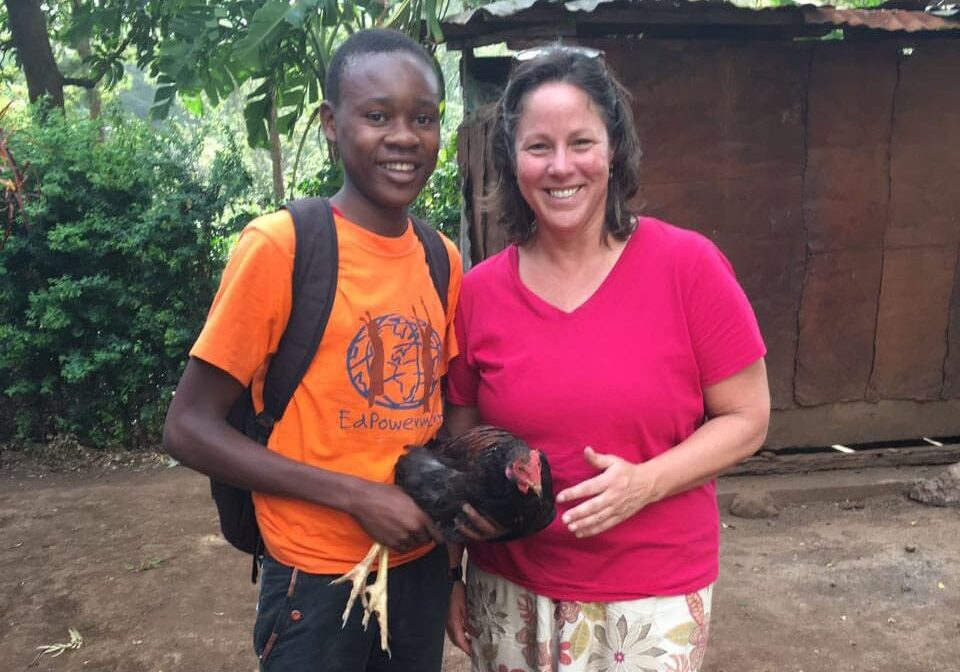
332,425,555,655
397,425,556,543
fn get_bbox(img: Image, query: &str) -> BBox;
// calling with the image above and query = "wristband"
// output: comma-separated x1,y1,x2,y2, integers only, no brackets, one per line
448,565,463,582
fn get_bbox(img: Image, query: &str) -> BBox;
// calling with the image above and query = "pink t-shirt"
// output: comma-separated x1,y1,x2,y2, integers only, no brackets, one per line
447,217,766,600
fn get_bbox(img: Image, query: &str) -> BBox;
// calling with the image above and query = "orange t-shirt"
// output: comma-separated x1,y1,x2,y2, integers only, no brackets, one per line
191,209,462,574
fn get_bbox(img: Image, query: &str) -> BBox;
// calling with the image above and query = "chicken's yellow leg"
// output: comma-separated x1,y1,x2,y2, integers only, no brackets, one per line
331,543,392,656
363,545,390,655
332,543,380,625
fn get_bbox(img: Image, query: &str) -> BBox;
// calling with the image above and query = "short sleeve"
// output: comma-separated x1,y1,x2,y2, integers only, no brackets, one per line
190,217,294,386
682,239,766,387
445,281,480,407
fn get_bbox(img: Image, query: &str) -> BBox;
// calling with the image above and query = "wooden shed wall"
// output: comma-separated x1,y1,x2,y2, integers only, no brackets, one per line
457,38,960,449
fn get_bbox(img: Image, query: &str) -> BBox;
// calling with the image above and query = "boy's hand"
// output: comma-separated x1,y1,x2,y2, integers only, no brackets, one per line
350,482,440,553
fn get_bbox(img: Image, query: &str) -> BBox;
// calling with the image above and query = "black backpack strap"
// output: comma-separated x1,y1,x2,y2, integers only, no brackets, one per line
257,197,339,428
410,215,451,314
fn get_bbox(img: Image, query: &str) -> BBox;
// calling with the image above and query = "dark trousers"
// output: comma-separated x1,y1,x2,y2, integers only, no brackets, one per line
253,545,451,672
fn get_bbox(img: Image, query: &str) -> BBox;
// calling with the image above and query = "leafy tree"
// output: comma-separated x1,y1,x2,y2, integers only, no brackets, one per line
1,1,458,200
412,142,460,241
0,106,253,446
1,0,160,108
3,0,64,105
145,0,453,201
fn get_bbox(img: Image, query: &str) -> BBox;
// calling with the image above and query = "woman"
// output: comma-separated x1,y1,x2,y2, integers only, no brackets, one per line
444,47,770,672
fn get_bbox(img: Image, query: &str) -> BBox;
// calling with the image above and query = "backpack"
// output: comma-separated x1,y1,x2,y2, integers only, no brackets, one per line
209,197,451,583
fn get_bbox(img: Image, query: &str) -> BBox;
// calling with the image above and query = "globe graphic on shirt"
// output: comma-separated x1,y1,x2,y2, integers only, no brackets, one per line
346,313,443,410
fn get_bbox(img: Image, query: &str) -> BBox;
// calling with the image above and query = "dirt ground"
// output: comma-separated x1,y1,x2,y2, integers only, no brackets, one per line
1,456,959,672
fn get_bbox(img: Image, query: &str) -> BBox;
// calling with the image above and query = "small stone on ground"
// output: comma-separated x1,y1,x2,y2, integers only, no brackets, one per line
729,491,780,518
908,462,960,507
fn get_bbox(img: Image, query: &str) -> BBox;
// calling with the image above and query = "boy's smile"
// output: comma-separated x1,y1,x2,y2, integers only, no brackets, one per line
322,51,442,236
377,160,420,185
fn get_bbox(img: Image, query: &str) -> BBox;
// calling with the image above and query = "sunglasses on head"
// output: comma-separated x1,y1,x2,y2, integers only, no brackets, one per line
513,45,604,62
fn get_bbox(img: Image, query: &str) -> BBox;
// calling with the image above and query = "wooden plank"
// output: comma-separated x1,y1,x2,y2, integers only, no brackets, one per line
887,42,960,249
460,53,510,113
870,245,958,400
730,444,960,476
945,250,960,398
481,115,509,259
456,124,473,269
613,40,809,185
795,249,882,405
804,42,896,254
467,118,487,264
768,398,960,448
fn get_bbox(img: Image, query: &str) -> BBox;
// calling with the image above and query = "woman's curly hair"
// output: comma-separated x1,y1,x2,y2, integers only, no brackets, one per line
486,47,643,245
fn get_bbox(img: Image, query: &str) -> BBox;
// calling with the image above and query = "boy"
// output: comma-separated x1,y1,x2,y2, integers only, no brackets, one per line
163,29,462,672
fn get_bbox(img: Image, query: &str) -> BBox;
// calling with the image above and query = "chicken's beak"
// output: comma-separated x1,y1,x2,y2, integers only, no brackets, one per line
532,483,542,498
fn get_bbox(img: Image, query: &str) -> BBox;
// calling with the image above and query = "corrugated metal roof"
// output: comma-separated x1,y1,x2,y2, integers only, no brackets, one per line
446,0,726,24
805,7,959,30
444,0,960,41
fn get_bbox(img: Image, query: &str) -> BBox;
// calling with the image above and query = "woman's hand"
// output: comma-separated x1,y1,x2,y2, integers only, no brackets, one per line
555,447,657,538
446,580,471,655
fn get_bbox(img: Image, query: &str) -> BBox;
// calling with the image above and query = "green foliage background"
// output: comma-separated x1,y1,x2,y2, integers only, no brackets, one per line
0,108,254,447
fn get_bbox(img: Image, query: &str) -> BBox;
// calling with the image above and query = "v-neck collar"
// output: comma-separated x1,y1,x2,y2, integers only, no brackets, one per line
507,225,640,319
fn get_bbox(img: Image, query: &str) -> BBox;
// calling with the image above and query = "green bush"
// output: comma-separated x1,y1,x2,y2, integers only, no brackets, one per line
0,108,253,447
414,143,461,243
295,160,344,201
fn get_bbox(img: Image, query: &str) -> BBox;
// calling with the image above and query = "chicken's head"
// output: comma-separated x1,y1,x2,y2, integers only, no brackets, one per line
505,448,544,497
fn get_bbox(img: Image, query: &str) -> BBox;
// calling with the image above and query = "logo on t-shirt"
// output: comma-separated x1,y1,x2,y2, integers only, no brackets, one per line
346,300,441,412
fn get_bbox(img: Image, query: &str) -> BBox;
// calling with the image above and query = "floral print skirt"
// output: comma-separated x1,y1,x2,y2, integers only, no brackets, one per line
465,564,713,672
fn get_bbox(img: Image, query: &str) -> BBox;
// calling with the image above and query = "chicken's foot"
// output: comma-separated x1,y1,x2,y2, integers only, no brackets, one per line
331,543,391,655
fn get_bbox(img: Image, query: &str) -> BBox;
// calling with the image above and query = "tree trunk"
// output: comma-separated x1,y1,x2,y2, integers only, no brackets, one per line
268,96,285,202
74,32,101,120
4,0,64,107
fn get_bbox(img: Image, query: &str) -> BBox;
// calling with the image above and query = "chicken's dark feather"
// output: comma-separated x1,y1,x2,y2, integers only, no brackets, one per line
396,425,556,544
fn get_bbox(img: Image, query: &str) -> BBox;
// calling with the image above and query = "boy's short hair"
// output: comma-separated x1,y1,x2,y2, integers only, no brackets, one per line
325,29,444,107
